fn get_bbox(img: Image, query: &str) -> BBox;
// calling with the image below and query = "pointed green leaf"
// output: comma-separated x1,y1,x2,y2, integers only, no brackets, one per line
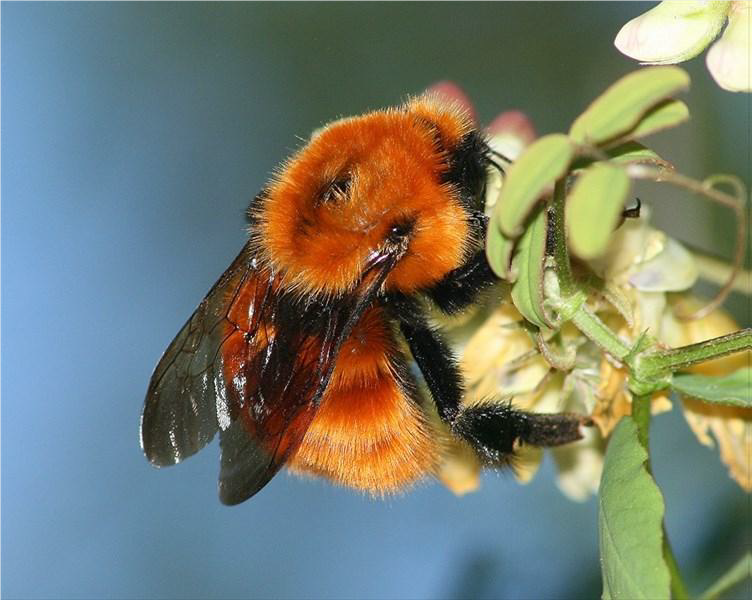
495,134,574,238
510,207,550,329
570,66,690,145
567,163,631,260
672,368,752,407
602,141,674,170
599,418,670,600
570,142,673,172
625,99,689,141
485,221,516,280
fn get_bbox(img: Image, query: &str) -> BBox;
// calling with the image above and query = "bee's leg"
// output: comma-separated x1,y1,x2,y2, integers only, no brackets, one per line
425,248,498,315
391,297,585,464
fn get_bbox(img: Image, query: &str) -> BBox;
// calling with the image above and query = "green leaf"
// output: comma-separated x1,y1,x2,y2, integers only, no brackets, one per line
672,368,752,407
623,99,689,142
485,221,516,280
510,207,550,329
599,418,670,600
699,552,752,600
570,66,690,145
495,134,574,237
567,163,631,260
602,141,674,170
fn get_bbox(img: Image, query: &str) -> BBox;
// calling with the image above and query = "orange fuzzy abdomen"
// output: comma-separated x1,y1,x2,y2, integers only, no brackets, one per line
289,307,439,494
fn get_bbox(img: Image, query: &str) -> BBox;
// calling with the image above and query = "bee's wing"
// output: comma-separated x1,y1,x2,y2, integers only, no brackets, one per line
140,244,258,466
141,243,367,505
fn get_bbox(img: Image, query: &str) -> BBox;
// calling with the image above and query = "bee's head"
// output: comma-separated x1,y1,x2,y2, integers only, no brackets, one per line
255,96,490,298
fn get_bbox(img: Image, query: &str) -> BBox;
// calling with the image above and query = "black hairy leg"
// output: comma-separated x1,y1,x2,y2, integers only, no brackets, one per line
425,209,497,315
453,403,586,464
390,294,463,423
389,296,586,464
425,248,498,315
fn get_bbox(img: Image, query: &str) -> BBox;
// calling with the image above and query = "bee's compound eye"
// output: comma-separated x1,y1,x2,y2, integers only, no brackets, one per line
388,220,414,243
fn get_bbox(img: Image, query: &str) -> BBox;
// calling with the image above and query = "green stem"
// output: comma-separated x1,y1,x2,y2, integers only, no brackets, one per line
550,179,576,296
664,526,691,600
638,328,751,378
632,394,690,600
571,305,631,361
699,553,752,600
547,179,634,363
631,392,651,451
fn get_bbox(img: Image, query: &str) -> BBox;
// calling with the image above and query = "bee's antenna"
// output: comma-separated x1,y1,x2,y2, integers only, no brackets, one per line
488,158,507,176
489,148,512,164
487,148,512,176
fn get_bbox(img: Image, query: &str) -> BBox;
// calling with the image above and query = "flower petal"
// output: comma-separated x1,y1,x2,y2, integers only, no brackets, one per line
628,237,699,292
437,436,482,495
461,305,550,401
552,431,605,502
615,1,731,64
706,3,752,92
487,110,537,157
682,398,752,491
513,446,543,484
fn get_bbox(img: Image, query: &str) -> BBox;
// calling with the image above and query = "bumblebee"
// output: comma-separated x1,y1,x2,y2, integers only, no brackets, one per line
141,95,584,505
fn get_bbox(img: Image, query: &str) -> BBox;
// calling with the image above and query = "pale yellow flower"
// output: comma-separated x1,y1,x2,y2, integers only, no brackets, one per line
706,2,752,91
615,1,751,92
454,207,747,500
666,298,751,491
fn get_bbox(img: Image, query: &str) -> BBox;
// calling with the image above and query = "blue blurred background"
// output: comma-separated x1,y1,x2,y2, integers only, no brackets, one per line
3,3,749,599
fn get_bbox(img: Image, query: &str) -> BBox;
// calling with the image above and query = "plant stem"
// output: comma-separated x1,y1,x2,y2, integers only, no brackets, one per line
571,305,631,361
663,526,691,600
638,328,751,378
550,179,576,296
631,392,651,451
547,179,635,363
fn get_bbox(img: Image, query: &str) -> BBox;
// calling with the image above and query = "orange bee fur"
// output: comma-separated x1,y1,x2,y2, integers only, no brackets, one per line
288,307,441,494
255,97,476,298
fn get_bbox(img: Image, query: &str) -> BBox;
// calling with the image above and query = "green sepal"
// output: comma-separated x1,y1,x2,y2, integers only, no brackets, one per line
495,134,575,237
570,66,690,145
567,163,631,260
485,221,516,280
510,207,550,329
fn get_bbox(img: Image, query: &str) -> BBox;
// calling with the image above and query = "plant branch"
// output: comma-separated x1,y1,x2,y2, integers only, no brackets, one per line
637,329,752,378
663,525,690,600
570,304,631,361
549,178,576,296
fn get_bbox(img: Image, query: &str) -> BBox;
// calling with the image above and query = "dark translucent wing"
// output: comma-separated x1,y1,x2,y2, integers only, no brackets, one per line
142,236,401,505
217,296,348,505
141,242,358,505
215,244,405,504
141,245,255,466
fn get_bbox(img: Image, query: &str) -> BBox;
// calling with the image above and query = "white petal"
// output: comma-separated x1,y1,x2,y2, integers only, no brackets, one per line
706,3,752,91
628,237,699,291
615,1,731,64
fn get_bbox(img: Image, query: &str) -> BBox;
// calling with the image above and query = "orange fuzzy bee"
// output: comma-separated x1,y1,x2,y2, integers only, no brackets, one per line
141,95,584,505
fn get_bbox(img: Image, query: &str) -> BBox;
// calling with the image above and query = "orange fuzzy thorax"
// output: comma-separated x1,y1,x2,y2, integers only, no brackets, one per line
256,96,475,298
